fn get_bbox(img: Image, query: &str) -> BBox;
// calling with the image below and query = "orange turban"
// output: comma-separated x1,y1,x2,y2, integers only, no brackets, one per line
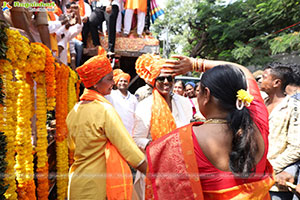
135,54,166,86
76,55,112,88
113,69,131,84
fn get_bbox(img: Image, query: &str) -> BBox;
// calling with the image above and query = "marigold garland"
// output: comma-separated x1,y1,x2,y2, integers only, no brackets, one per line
68,69,78,112
34,72,49,200
0,60,18,200
26,43,46,73
5,28,30,69
55,63,70,200
56,140,69,199
0,70,8,199
3,27,82,199
14,69,36,200
38,43,56,111
67,69,78,166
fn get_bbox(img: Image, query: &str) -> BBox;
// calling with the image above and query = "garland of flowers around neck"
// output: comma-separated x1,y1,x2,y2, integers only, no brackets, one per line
55,63,70,200
0,60,18,200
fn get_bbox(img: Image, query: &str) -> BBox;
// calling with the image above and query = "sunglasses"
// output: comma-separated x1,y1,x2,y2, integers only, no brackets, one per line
155,76,173,82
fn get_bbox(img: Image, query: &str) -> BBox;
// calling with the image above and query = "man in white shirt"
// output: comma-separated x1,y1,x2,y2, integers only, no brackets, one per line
57,3,83,65
105,70,138,136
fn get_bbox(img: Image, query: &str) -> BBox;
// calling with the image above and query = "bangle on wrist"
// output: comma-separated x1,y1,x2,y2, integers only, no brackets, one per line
194,59,199,72
193,58,202,72
197,58,205,72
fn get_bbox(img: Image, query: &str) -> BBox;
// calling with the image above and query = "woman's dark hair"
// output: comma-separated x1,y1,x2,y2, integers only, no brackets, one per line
200,65,257,177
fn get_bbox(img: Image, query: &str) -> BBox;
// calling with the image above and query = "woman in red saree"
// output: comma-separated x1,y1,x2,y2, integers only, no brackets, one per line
146,57,274,199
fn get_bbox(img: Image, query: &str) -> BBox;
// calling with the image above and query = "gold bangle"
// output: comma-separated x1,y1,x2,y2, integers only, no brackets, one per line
196,59,200,72
192,58,196,71
198,58,204,72
197,59,201,72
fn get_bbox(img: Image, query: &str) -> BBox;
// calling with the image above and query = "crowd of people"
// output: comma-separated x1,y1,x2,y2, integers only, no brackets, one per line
2,1,299,199
0,0,161,69
66,48,300,199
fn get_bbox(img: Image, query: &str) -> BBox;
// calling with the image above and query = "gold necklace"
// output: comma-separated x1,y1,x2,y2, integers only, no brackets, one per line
204,119,228,124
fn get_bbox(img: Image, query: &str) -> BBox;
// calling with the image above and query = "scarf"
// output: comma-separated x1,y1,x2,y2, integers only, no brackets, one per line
80,89,133,200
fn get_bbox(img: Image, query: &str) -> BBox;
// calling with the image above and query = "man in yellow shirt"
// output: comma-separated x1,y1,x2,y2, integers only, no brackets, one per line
67,51,146,200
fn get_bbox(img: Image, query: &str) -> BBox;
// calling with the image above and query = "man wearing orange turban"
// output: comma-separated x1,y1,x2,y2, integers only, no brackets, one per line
106,69,138,136
67,54,147,200
132,53,193,199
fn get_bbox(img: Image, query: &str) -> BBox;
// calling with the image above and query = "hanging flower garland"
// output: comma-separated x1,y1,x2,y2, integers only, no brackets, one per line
5,29,30,69
68,69,78,112
0,60,18,200
0,66,8,199
67,69,78,166
14,69,36,200
25,42,49,200
39,44,56,111
26,42,46,73
33,72,49,200
55,63,70,200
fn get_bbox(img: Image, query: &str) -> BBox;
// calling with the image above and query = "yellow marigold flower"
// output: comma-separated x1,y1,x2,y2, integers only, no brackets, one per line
236,89,254,105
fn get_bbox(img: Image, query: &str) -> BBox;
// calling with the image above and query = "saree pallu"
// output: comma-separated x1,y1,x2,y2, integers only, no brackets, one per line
146,123,274,200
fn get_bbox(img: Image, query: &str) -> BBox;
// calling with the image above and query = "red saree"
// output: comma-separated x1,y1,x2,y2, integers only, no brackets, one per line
146,122,274,200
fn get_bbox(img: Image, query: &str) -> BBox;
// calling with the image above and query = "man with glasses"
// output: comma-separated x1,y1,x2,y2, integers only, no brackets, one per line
132,54,193,199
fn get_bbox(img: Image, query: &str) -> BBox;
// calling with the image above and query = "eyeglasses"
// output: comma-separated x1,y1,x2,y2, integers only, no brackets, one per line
155,76,173,83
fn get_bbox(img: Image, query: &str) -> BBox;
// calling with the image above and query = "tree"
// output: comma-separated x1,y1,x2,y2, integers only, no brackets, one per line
152,0,300,66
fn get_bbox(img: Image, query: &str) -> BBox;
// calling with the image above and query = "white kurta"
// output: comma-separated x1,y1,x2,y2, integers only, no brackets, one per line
57,23,83,65
133,93,193,149
105,89,138,136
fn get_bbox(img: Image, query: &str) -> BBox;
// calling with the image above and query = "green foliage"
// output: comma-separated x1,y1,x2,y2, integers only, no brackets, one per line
152,0,300,67
269,32,300,55
232,41,253,63
0,132,8,199
0,20,9,60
